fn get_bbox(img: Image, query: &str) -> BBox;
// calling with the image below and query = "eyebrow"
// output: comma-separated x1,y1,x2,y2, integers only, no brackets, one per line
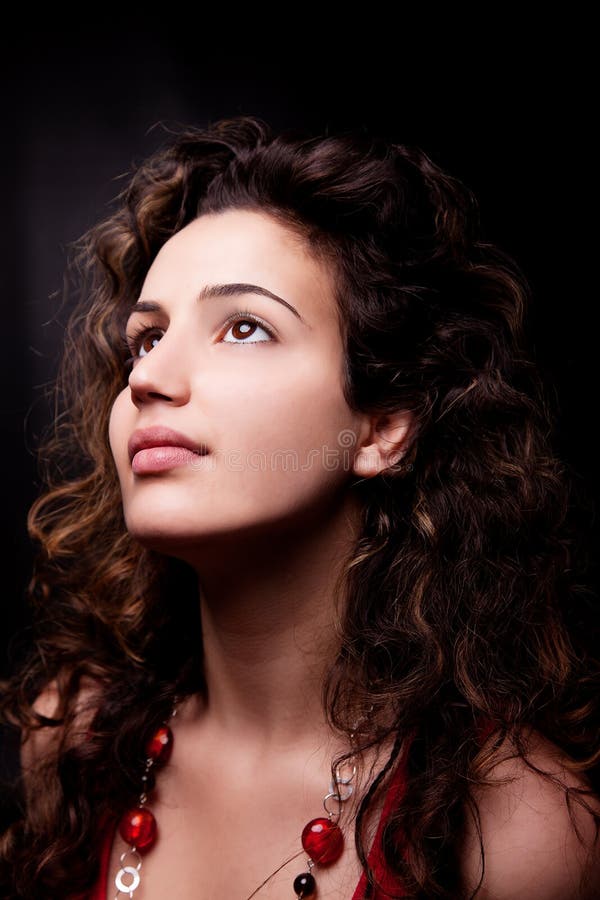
128,282,309,326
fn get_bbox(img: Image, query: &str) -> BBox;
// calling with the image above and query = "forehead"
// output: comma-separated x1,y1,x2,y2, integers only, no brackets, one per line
142,208,339,326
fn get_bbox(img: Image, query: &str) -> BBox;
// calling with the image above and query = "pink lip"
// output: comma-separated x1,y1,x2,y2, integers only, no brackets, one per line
131,445,208,474
128,426,210,465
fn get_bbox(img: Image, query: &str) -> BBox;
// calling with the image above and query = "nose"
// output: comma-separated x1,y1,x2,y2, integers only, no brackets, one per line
127,325,191,406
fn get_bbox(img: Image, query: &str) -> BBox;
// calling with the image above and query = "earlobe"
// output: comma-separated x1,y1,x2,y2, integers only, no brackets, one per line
352,409,414,478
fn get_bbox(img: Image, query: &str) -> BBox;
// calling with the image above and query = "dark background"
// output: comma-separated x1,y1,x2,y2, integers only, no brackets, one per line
1,21,597,688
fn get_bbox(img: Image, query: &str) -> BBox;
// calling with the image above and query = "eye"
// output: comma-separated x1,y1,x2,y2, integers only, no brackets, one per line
121,322,164,370
221,311,275,345
120,310,275,371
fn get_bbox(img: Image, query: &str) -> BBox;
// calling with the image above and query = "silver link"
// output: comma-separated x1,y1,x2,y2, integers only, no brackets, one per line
114,847,142,898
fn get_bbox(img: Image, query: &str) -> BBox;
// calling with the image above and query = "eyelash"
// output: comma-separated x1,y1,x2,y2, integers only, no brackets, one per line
120,309,276,369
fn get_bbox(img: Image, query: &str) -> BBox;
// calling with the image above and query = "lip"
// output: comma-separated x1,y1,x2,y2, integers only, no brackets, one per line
128,426,210,464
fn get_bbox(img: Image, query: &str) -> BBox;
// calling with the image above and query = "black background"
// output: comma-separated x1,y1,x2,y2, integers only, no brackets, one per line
1,19,597,681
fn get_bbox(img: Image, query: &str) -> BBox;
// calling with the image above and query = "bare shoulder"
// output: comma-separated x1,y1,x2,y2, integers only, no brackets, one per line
20,673,103,775
459,726,600,899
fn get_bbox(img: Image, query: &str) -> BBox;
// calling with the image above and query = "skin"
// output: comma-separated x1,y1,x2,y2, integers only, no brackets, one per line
104,208,412,897
458,728,600,899
108,208,411,748
24,207,595,898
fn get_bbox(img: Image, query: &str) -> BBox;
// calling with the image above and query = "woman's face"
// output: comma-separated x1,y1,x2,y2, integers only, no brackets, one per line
108,208,367,554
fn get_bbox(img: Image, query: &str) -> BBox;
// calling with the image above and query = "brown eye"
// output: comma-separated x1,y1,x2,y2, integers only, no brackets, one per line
123,324,164,369
137,329,163,357
222,315,274,344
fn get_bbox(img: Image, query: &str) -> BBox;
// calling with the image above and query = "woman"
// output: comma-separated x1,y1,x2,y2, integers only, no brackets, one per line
0,114,598,899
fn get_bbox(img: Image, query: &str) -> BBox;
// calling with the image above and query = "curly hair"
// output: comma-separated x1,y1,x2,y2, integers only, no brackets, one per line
0,114,598,898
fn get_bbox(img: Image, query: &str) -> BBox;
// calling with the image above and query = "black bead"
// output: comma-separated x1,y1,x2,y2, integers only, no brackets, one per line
293,871,316,897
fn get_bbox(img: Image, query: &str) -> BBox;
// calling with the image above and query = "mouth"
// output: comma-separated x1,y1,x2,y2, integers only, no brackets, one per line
128,426,210,464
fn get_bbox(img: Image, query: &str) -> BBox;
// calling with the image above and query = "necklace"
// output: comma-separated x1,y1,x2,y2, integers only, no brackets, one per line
113,694,370,899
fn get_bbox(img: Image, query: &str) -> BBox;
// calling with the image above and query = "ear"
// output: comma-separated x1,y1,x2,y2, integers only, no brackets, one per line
352,408,414,478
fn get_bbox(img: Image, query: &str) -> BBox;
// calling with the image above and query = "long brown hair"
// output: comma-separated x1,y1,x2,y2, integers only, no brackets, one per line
1,115,598,898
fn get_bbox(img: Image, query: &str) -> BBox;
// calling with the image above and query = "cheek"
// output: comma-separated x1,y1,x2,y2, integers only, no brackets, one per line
216,357,354,479
108,389,131,471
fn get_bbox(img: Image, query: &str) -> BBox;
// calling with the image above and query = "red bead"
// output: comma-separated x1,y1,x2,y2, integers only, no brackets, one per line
119,806,157,851
301,818,344,865
145,724,173,765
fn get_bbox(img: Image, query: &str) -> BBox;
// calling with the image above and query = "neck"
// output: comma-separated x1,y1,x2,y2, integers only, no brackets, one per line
185,492,362,752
